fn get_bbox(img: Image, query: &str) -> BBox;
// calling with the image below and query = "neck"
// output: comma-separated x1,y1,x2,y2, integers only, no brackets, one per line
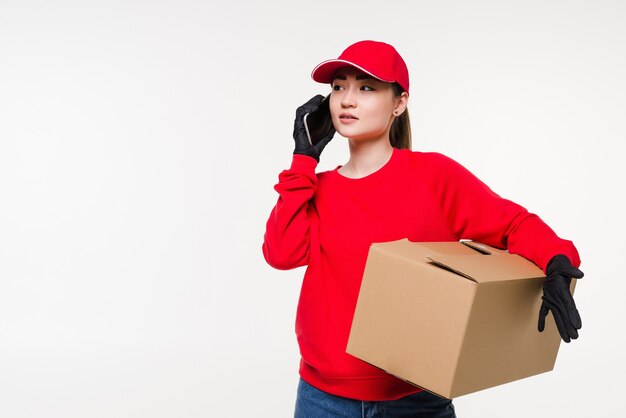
340,139,394,178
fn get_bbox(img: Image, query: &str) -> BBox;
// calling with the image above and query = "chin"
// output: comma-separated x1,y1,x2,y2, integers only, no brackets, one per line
334,127,352,138
339,130,385,142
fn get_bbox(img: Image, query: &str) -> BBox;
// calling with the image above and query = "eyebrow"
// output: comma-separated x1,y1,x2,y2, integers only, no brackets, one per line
333,74,376,81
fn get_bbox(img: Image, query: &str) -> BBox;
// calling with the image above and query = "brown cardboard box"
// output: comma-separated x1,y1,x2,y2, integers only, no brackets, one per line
347,239,571,399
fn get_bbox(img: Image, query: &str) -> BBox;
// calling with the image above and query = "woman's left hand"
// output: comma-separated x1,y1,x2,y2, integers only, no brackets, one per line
538,255,584,342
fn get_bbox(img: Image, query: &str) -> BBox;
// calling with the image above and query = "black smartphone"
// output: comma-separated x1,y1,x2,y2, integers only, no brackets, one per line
303,94,333,146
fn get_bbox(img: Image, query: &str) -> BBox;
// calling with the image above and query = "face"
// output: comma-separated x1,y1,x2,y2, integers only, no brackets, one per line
329,66,407,142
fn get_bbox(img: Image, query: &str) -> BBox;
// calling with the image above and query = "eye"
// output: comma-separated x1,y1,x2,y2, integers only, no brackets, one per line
332,84,344,91
360,85,375,91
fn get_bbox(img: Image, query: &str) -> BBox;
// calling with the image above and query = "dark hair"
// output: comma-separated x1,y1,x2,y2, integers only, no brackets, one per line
389,82,411,150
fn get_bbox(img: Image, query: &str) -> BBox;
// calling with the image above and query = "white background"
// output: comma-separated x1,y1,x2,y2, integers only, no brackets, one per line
1,0,624,417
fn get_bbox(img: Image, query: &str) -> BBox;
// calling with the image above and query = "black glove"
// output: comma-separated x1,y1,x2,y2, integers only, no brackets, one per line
538,254,584,342
293,95,335,163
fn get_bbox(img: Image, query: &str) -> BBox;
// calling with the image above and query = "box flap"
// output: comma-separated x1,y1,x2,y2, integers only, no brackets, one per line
374,239,479,261
460,241,508,256
425,257,477,282
426,254,544,283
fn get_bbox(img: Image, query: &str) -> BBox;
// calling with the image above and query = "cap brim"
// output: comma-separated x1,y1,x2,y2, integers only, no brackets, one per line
311,59,395,84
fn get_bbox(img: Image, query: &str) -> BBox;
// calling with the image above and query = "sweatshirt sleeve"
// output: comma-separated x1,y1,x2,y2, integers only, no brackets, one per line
430,153,580,272
262,154,318,270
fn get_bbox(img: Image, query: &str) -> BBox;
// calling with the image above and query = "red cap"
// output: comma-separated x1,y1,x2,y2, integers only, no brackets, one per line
311,40,410,94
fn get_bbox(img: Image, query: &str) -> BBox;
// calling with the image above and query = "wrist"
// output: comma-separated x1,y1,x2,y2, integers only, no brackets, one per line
291,152,319,168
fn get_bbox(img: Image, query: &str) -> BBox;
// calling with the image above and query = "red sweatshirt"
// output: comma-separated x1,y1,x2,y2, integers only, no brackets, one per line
262,147,580,401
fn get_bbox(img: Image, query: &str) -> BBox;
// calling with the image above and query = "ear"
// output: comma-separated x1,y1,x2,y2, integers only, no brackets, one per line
393,92,409,116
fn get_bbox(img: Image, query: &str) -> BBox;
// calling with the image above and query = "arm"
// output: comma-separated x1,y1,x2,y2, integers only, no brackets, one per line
262,154,318,270
430,153,580,272
262,95,334,270
430,153,584,341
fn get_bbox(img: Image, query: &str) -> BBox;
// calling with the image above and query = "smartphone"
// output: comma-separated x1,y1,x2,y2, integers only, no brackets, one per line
303,94,333,146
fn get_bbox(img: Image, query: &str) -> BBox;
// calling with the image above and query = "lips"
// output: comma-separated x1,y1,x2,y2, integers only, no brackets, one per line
339,113,358,120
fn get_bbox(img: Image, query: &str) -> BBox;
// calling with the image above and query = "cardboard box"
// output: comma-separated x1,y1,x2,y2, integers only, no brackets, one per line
347,239,571,399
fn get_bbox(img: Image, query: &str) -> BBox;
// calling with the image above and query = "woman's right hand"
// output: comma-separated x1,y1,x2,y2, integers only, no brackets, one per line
293,95,335,163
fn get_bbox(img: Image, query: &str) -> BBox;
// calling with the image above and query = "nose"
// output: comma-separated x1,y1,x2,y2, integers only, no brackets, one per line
341,87,356,108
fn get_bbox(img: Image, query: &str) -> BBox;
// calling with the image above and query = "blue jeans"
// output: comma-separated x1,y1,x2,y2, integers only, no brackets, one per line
294,378,457,418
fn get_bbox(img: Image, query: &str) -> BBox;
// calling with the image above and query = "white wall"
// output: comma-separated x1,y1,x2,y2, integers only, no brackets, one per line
1,0,624,416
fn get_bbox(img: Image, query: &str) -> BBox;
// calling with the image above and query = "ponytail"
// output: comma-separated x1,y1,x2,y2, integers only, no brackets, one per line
389,83,412,150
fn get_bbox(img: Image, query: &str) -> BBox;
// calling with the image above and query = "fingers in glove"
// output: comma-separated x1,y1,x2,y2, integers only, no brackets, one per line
556,285,582,330
313,127,335,149
563,266,584,280
564,303,582,331
296,95,325,118
294,96,324,133
543,299,579,342
549,304,572,343
553,280,582,329
538,305,549,332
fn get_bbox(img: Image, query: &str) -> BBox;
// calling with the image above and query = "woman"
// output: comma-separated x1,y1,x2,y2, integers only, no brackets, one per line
262,40,583,418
